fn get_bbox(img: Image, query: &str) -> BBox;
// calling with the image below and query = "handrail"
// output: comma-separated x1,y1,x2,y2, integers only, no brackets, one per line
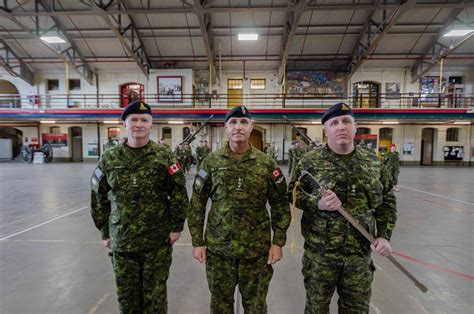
0,92,472,109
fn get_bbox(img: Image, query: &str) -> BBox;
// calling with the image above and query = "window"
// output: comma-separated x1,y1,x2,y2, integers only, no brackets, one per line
68,79,81,91
47,79,59,91
228,79,243,89
183,127,191,140
379,128,393,141
356,127,371,135
446,128,459,142
250,79,266,90
50,126,60,134
108,127,121,139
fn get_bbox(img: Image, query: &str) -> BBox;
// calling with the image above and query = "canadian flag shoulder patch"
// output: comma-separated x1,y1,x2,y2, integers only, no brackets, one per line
168,162,182,175
271,168,282,179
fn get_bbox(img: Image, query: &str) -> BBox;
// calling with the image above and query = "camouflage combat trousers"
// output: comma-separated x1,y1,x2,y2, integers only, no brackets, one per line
302,247,375,314
111,245,172,314
206,250,273,314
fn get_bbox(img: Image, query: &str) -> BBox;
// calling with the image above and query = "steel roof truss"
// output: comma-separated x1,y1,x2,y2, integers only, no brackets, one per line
89,0,151,78
0,39,34,85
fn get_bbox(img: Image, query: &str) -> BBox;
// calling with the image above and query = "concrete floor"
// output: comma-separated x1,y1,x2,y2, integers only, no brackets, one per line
0,162,472,314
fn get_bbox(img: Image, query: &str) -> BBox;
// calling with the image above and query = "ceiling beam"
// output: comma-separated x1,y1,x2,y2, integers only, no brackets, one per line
190,0,217,85
410,8,469,83
89,0,150,78
346,0,416,76
0,38,34,85
0,1,95,84
9,1,474,16
278,0,308,84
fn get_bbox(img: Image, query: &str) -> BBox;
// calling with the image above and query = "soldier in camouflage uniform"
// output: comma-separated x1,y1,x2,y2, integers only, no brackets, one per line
174,144,187,174
90,101,188,314
183,143,193,174
288,140,306,176
195,140,210,171
383,144,401,192
288,102,397,314
188,105,291,314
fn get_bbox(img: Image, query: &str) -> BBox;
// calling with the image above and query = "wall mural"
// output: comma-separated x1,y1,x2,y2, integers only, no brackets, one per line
286,70,347,97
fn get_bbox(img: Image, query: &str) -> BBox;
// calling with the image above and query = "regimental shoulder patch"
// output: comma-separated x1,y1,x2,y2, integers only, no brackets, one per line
197,168,208,179
94,167,104,180
168,162,181,174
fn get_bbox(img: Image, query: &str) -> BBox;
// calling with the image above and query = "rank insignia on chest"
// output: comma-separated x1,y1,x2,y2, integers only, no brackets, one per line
351,184,357,194
168,162,181,174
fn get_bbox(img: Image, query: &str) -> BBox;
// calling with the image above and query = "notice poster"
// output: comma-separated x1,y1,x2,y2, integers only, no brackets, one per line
403,143,415,155
88,140,98,156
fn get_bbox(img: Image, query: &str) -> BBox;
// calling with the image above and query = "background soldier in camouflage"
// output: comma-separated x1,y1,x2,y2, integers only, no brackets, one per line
90,101,188,314
188,105,291,314
288,102,397,314
195,140,210,171
288,140,306,176
383,144,401,192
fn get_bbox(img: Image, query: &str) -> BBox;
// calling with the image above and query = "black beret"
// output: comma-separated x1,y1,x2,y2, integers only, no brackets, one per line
321,102,353,124
121,100,152,121
224,105,252,122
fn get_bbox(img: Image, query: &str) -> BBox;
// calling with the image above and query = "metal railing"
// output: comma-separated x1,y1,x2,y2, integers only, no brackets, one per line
0,92,472,110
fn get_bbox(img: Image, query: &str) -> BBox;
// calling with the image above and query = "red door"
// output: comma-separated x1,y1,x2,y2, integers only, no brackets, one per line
120,83,144,108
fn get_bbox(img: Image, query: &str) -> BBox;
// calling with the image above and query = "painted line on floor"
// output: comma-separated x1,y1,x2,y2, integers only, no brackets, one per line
393,251,474,281
88,293,109,314
398,186,474,206
369,302,381,314
0,206,88,241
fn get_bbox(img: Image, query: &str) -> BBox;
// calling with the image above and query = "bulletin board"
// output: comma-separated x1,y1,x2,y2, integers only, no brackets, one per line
443,146,464,161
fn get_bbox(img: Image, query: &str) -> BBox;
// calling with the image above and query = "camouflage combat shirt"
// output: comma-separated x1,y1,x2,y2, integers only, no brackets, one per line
90,140,188,252
288,144,397,255
188,143,291,259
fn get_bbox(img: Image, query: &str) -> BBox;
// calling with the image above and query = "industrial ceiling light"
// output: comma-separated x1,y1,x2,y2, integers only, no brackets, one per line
311,121,321,124
238,33,258,41
103,120,120,124
40,120,56,123
443,29,473,37
453,121,471,125
40,36,66,44
382,121,399,125
168,120,184,124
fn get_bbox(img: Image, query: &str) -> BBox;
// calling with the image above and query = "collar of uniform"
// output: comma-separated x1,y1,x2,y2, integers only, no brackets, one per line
121,139,157,155
221,141,257,160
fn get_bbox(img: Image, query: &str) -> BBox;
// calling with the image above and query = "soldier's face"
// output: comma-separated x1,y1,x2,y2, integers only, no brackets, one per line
323,115,356,147
225,117,254,144
124,114,153,140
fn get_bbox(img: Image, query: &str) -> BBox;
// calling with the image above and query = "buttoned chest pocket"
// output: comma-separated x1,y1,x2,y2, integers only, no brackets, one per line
106,166,129,189
210,167,233,200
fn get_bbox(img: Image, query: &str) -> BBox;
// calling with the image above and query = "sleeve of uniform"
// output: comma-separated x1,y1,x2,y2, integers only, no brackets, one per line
90,159,111,240
188,157,212,247
166,150,188,233
287,154,320,211
374,165,397,240
267,163,291,247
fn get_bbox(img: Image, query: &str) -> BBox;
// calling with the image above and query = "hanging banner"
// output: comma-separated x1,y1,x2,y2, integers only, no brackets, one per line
42,133,67,147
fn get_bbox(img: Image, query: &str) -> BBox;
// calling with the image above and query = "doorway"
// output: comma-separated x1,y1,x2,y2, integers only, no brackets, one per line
70,127,83,162
379,128,393,158
353,81,380,108
250,128,263,151
0,80,21,108
421,128,435,166
227,79,243,108
120,82,144,108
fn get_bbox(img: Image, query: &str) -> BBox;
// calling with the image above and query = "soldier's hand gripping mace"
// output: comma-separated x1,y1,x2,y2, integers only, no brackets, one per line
298,170,428,293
